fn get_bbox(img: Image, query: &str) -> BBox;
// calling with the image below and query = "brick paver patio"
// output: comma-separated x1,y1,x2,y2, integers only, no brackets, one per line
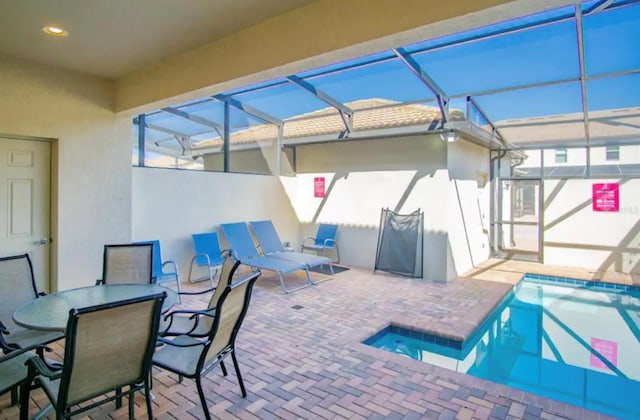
2,260,624,419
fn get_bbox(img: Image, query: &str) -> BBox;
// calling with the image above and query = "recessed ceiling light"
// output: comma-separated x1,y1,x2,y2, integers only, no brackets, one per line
42,25,69,37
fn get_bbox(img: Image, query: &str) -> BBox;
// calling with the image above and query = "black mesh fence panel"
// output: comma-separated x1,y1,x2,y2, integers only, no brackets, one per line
374,208,423,278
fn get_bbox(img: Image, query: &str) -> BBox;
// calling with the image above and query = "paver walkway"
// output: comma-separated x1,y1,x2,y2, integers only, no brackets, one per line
2,260,621,419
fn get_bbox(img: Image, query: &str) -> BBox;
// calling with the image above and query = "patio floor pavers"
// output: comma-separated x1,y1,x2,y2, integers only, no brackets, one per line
1,260,623,419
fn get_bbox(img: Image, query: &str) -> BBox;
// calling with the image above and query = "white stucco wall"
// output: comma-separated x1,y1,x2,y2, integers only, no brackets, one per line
447,140,491,278
0,55,131,290
543,178,640,273
520,145,640,167
131,167,299,280
275,134,493,281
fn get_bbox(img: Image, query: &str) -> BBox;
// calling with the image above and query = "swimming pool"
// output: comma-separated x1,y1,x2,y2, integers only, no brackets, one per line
364,274,640,419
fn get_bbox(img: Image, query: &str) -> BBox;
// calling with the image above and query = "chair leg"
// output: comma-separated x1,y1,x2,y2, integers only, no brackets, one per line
231,350,247,398
19,381,30,420
195,376,211,420
220,360,228,376
128,386,134,420
10,385,18,406
209,266,219,289
115,387,123,408
174,274,181,303
278,271,313,294
144,382,154,420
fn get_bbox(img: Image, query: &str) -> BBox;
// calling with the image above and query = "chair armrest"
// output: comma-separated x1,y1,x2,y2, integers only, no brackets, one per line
302,236,316,247
178,286,216,296
192,253,212,267
161,307,216,336
1,343,48,362
164,307,216,320
221,248,237,259
323,238,336,247
0,322,21,354
25,353,62,380
162,259,179,274
157,336,209,348
186,310,217,320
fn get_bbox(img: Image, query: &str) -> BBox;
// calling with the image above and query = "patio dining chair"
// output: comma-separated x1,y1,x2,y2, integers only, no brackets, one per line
187,232,224,288
162,249,240,337
0,254,63,354
19,292,166,420
301,223,340,263
1,343,50,409
97,243,153,285
152,269,261,420
134,239,182,302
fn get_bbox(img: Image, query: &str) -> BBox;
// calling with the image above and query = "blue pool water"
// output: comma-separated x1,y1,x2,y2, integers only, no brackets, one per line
364,275,640,419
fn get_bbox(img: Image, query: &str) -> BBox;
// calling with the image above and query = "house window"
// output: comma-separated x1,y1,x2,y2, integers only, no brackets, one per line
555,148,567,163
606,145,620,161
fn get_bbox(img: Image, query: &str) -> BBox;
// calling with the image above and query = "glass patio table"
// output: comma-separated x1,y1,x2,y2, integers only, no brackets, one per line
13,283,178,332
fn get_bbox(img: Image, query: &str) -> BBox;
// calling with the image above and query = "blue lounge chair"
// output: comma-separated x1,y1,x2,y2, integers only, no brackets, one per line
301,223,340,263
249,220,334,282
220,222,313,294
187,232,224,288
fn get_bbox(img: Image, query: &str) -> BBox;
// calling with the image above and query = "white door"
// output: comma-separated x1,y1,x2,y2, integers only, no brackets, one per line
0,138,51,292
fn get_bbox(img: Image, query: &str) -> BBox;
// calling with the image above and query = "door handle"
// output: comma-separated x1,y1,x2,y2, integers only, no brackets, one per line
36,238,50,245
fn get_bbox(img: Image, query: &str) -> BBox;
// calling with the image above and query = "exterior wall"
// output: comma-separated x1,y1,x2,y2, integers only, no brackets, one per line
521,145,640,167
202,147,272,174
503,145,640,274
447,140,491,278
543,178,640,274
131,167,300,279
289,134,451,281
0,55,130,291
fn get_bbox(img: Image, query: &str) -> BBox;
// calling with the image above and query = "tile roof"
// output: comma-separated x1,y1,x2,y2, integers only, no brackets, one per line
495,107,640,147
192,99,462,150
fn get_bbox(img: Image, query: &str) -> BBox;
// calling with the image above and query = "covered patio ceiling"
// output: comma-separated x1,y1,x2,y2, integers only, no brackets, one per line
134,0,640,166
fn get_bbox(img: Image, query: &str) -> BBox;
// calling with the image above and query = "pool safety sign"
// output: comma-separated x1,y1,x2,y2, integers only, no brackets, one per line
314,177,325,198
590,338,618,370
592,183,619,212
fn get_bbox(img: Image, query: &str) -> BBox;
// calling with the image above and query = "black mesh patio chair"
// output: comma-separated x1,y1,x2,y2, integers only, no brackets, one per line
0,343,49,408
19,292,166,420
162,249,241,337
97,243,153,285
152,269,261,420
0,254,63,354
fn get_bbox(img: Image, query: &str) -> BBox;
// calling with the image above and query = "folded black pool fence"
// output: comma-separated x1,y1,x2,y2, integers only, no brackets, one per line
374,208,424,278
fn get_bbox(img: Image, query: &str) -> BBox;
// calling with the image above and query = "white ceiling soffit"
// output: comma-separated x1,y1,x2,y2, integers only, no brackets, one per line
0,0,314,79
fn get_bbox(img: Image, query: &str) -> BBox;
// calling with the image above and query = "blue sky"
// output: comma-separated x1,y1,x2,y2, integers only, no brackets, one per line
146,1,640,138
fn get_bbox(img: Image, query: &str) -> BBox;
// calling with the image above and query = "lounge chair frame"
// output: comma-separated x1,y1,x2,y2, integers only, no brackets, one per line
221,222,314,294
249,220,334,284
